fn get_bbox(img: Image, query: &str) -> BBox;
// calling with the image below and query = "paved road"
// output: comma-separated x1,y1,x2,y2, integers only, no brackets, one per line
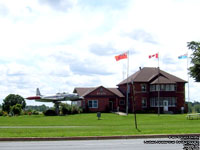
0,139,184,150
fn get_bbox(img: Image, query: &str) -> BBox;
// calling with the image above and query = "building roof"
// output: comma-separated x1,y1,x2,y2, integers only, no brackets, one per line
73,86,124,98
117,67,187,85
150,75,176,84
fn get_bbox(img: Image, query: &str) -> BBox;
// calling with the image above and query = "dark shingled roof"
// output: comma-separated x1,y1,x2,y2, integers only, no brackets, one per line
74,86,124,98
117,67,187,85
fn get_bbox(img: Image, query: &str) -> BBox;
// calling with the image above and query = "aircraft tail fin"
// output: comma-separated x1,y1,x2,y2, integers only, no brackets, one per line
36,88,41,96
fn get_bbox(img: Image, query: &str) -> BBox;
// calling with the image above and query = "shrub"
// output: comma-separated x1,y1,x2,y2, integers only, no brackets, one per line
32,110,39,115
43,109,57,116
3,111,8,116
23,110,32,115
71,105,82,114
60,103,82,115
0,110,3,116
60,103,71,115
11,104,22,116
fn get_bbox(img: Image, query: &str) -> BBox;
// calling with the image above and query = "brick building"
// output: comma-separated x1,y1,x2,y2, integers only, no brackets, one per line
73,86,124,112
73,67,187,113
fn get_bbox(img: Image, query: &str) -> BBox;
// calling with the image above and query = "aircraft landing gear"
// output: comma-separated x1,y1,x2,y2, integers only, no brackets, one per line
54,102,60,115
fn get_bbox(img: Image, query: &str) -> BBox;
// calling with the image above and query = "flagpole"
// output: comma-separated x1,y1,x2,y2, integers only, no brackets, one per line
187,52,190,113
126,51,129,115
157,52,160,116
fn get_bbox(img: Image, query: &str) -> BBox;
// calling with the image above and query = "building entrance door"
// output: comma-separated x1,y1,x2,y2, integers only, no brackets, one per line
109,101,113,111
163,100,168,111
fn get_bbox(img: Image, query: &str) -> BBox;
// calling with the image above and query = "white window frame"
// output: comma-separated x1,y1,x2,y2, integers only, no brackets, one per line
88,100,98,108
150,85,156,91
141,84,147,92
150,97,176,107
142,98,147,108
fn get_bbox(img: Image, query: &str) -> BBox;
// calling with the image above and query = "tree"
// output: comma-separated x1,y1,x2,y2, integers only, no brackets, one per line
187,41,200,81
2,94,26,113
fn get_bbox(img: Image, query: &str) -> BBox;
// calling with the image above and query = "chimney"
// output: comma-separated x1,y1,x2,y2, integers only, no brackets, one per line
139,67,142,70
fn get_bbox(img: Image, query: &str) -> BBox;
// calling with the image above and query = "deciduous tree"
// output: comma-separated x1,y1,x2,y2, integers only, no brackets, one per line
2,94,26,113
187,41,200,81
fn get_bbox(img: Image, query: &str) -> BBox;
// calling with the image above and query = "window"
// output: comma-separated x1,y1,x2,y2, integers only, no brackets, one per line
150,97,176,107
142,98,147,108
156,85,160,91
119,100,125,105
166,85,170,91
141,84,147,92
150,85,156,91
168,97,176,107
150,84,176,92
161,85,165,91
82,100,85,109
169,85,176,91
88,100,98,108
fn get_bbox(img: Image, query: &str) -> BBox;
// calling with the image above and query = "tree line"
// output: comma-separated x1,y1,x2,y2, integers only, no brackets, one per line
0,94,82,116
187,101,200,113
25,105,50,112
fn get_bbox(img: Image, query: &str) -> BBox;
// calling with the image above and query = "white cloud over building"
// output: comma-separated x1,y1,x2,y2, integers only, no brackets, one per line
0,0,200,106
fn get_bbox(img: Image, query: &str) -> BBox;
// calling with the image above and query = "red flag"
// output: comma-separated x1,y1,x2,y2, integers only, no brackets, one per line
115,52,128,61
149,53,158,59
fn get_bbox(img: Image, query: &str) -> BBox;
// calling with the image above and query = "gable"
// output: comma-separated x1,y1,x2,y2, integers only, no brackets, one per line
89,86,116,97
74,86,124,98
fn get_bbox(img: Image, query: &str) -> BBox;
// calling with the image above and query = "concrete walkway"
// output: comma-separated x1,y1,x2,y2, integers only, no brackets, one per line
115,112,127,116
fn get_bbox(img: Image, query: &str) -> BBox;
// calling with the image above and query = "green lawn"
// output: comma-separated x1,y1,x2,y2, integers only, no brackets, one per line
0,113,199,137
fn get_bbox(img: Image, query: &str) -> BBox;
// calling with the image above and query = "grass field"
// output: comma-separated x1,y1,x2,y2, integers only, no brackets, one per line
0,113,199,137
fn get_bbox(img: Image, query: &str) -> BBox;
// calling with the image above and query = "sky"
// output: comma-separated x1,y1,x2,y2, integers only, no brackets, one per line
0,0,200,106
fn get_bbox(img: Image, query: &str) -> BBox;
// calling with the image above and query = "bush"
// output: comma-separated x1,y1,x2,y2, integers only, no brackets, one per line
43,109,57,116
23,110,32,115
11,104,22,116
3,111,8,116
32,110,39,115
71,105,82,114
60,103,71,115
60,103,82,115
0,110,3,116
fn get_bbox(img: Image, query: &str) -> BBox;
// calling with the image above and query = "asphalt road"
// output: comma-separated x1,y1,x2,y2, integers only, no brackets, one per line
0,139,184,150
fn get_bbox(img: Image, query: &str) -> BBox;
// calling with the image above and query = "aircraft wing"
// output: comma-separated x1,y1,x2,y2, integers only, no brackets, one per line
63,94,83,101
26,96,41,100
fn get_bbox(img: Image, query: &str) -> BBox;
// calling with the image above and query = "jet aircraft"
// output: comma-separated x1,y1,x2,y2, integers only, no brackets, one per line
26,88,83,114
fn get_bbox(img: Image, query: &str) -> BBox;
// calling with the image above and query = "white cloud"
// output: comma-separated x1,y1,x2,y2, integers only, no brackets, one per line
0,0,200,106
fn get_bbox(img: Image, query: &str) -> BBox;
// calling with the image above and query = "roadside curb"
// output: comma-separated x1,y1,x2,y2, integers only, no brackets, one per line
0,133,200,141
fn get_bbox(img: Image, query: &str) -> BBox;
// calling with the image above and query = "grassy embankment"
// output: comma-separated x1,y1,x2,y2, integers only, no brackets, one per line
0,113,199,137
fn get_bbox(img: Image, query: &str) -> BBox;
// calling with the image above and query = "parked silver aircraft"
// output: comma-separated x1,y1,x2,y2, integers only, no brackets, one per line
26,88,83,114
26,88,82,102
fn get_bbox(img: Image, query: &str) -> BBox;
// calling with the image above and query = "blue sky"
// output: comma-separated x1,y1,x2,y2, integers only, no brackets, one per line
0,0,200,106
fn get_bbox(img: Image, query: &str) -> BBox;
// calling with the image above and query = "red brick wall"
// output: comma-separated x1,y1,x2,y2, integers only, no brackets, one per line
118,82,186,113
84,97,110,112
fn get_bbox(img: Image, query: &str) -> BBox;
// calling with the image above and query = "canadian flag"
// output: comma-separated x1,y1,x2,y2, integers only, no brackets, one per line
149,53,158,59
115,52,128,61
